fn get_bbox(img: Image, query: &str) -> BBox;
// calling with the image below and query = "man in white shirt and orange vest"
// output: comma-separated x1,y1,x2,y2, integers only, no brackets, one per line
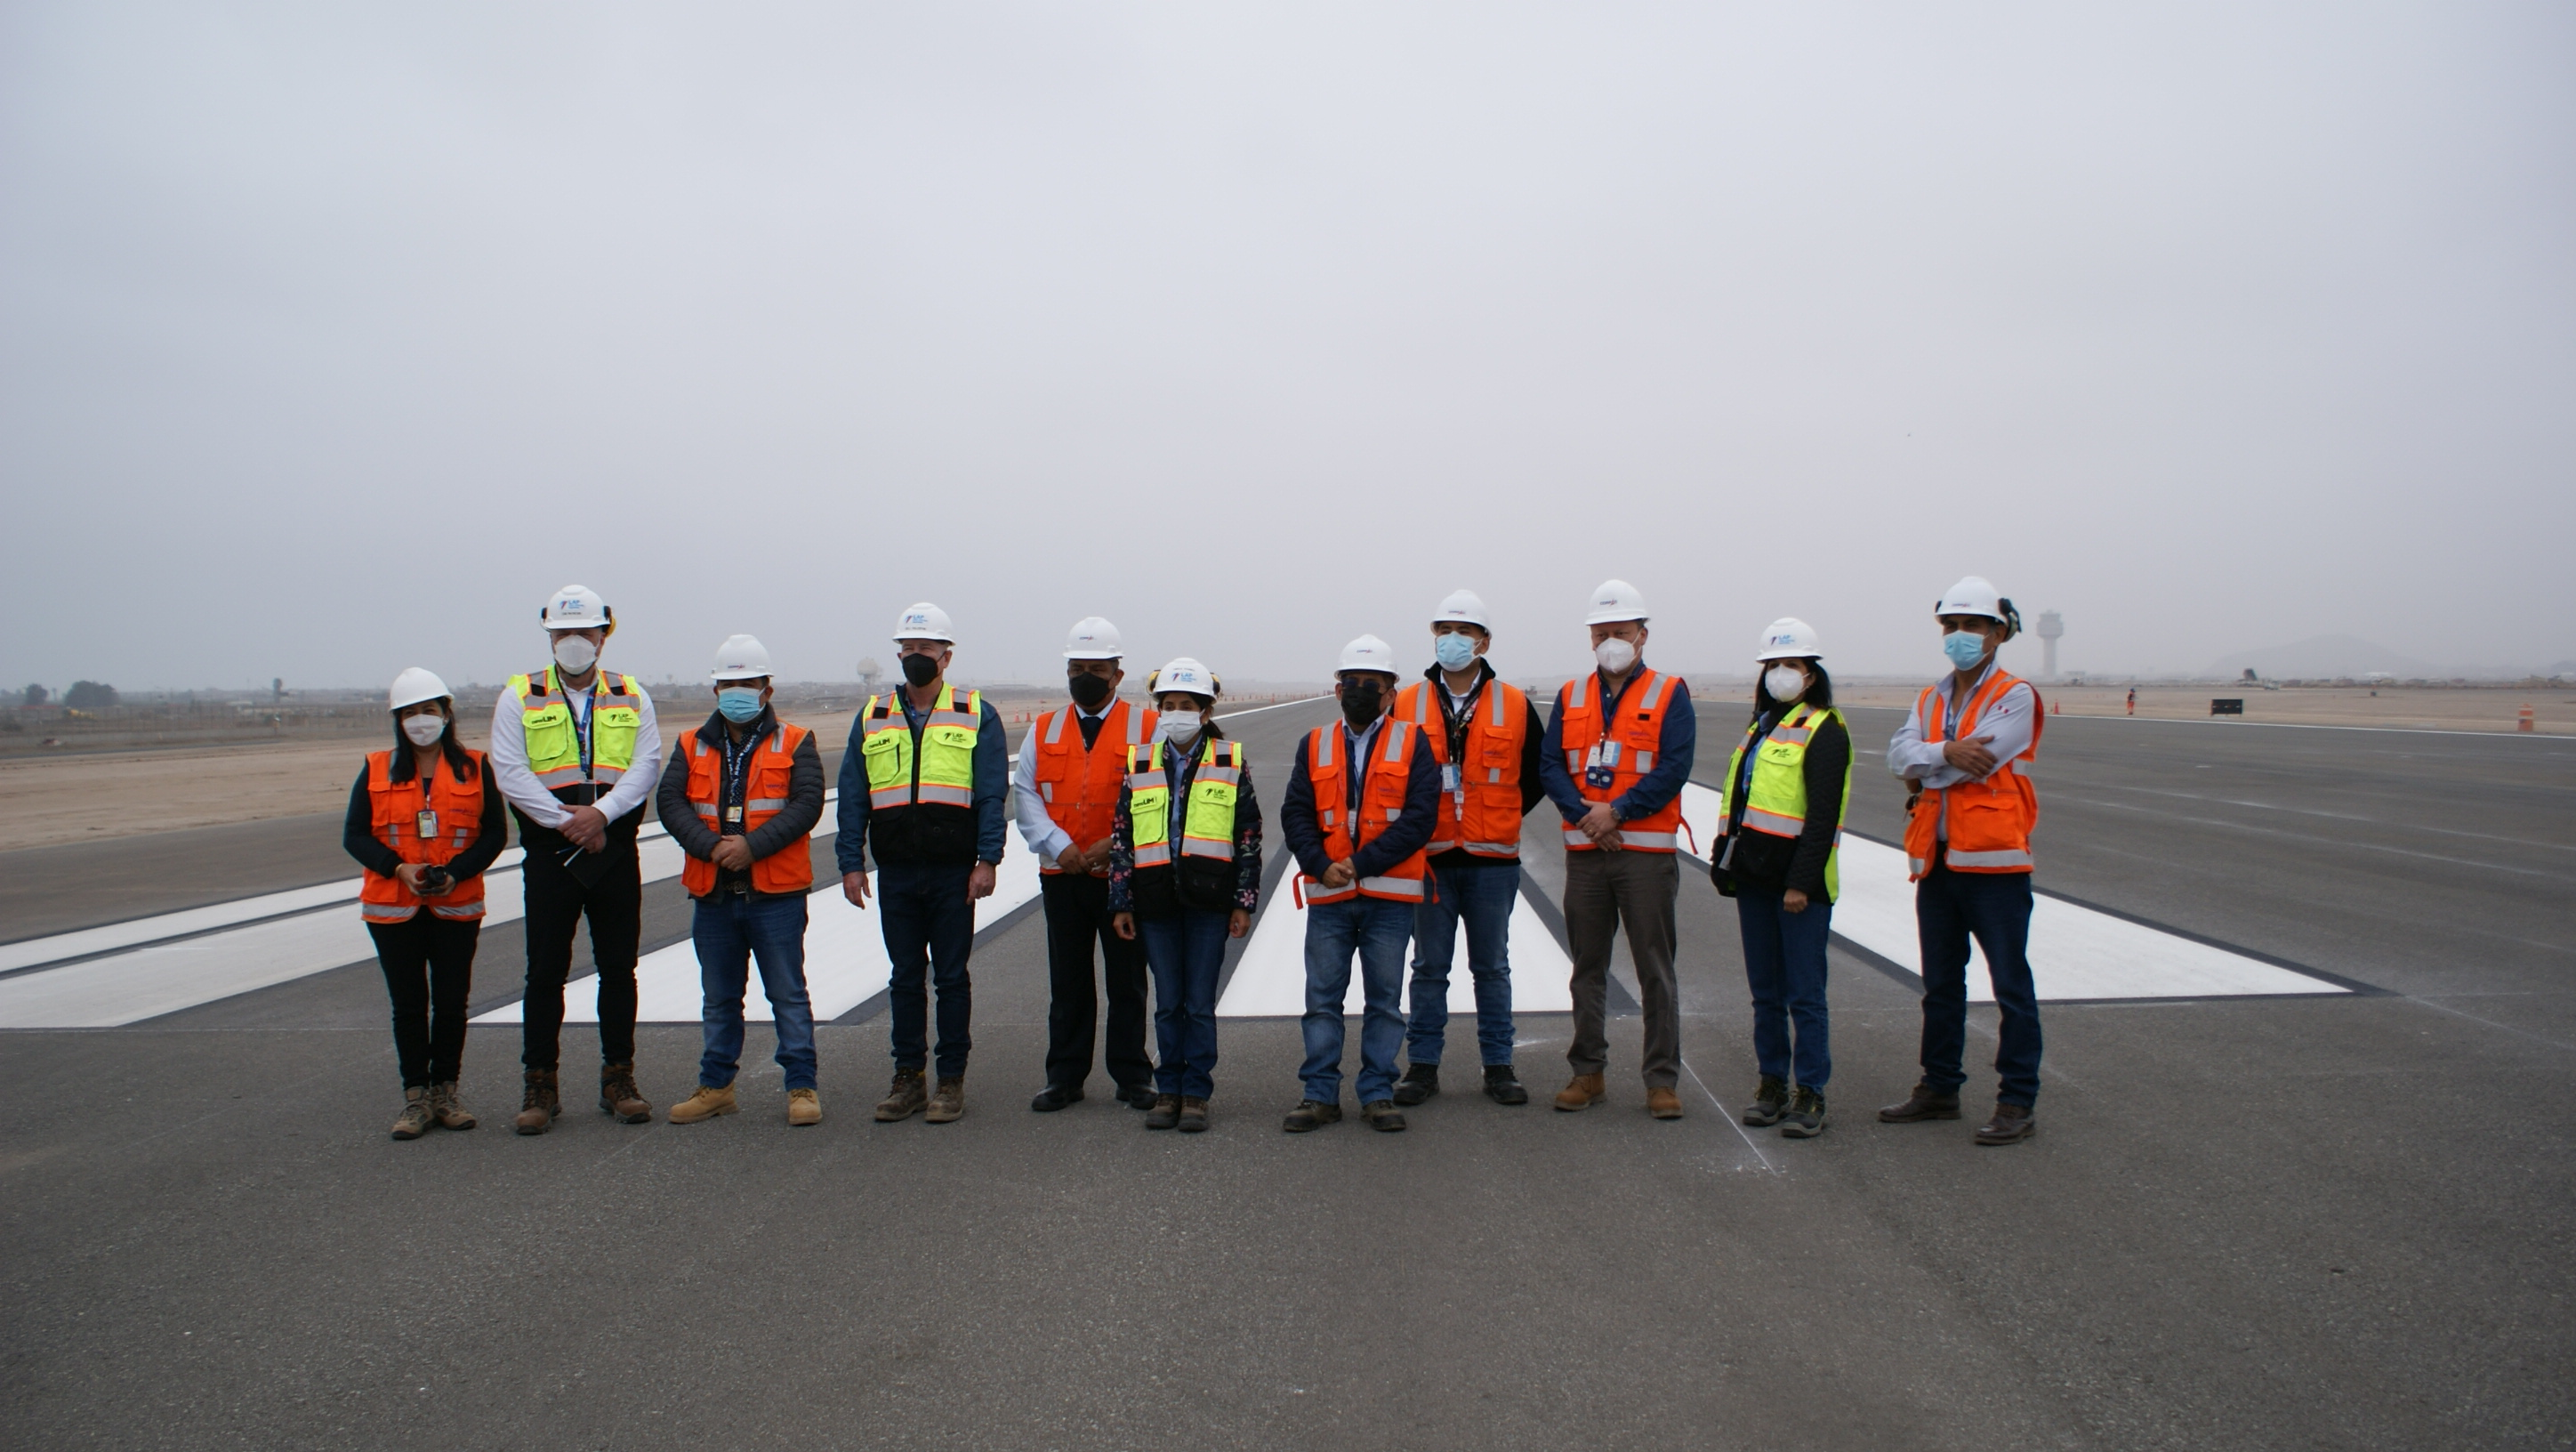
1013,617,1160,1113
657,636,827,1128
1538,580,1697,1120
1389,590,1548,1107
1278,635,1443,1133
1880,576,2046,1145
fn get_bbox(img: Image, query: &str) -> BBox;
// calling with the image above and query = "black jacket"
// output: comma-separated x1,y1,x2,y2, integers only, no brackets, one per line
655,708,828,899
1712,710,1850,902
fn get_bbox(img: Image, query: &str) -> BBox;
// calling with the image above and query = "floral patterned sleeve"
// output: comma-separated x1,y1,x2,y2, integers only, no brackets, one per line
1231,773,1264,912
1106,779,1137,914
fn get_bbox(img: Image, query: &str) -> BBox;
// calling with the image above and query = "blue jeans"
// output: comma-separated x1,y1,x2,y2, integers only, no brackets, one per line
1139,910,1228,1100
1405,861,1519,1067
1916,865,2042,1107
878,860,976,1079
1300,896,1413,1104
1734,883,1831,1090
693,892,817,1092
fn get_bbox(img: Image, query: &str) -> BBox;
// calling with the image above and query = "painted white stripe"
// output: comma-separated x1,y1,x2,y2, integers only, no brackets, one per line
1676,784,2343,1002
1214,880,1574,1019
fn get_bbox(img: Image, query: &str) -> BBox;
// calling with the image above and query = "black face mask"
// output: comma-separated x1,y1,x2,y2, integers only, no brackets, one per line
1067,672,1113,708
1340,682,1383,729
901,651,942,687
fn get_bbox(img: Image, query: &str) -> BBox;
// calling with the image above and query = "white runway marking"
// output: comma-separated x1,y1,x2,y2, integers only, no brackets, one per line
1676,784,2344,1002
1213,873,1574,1019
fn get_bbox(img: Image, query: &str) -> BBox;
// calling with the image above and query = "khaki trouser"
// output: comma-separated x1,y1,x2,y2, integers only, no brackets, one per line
1564,847,1681,1088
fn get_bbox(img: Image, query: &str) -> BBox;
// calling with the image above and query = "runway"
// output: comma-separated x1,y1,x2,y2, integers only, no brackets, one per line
3,690,2571,1450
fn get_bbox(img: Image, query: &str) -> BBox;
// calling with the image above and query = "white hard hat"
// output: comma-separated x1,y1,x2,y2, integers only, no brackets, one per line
1934,576,2007,623
1584,578,1650,625
891,601,956,644
1147,657,1218,700
1336,634,1399,677
1754,617,1823,662
541,584,613,634
1064,616,1123,660
1432,589,1489,630
389,667,451,712
709,633,773,682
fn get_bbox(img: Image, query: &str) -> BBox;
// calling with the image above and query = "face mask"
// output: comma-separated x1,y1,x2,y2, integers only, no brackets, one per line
1340,681,1384,728
551,633,598,674
401,714,447,747
717,687,765,723
1067,672,1113,708
1594,637,1638,674
1157,711,1202,741
1943,631,1989,671
1434,632,1478,672
901,651,941,687
1764,666,1807,703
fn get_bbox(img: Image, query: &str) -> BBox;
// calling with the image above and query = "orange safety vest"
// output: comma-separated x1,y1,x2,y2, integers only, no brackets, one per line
1394,676,1530,859
358,749,490,923
1298,719,1432,904
1902,666,2043,880
680,722,815,898
1027,699,1156,874
1553,667,1687,853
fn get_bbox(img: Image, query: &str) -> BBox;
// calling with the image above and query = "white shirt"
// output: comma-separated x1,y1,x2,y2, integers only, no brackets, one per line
488,672,664,829
1886,663,2035,841
1010,701,1114,863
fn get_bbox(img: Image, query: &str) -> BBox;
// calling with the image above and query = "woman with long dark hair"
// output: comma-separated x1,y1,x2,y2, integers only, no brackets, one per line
342,668,508,1139
1709,618,1850,1138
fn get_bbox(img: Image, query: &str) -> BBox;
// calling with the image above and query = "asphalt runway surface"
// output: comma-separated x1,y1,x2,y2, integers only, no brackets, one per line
4,695,2572,1450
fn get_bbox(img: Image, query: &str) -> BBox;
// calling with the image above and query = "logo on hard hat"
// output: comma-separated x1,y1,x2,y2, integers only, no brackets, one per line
905,613,927,626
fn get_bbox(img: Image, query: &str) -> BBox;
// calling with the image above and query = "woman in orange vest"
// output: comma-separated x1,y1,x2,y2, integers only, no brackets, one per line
342,667,506,1140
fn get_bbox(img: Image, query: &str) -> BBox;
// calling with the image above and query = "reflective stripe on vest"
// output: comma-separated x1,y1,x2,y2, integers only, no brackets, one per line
1901,668,2043,880
510,667,642,793
1127,737,1244,870
860,686,981,811
1299,721,1429,903
1553,667,1686,853
680,722,813,897
1397,676,1528,858
358,748,490,922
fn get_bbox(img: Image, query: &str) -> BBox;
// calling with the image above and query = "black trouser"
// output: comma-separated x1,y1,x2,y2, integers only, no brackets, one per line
519,830,642,1071
1041,871,1153,1093
368,913,480,1087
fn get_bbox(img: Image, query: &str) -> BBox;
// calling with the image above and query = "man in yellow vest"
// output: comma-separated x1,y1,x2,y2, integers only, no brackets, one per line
489,584,664,1134
838,602,1010,1125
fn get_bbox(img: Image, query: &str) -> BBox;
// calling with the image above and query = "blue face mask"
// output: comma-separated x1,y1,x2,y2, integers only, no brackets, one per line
1434,632,1478,671
1943,631,1990,671
717,686,765,723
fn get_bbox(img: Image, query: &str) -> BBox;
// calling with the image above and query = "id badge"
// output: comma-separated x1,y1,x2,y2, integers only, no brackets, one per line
415,810,438,838
1441,762,1461,792
725,805,744,825
1582,744,1615,791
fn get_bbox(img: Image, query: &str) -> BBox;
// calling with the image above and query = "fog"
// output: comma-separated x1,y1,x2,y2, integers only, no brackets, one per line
4,3,2570,695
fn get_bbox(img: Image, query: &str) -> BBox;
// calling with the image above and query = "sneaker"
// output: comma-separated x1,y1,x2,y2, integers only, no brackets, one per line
1360,1099,1408,1133
512,1070,560,1135
1779,1086,1827,1138
787,1088,822,1127
428,1081,477,1131
875,1069,929,1122
1177,1097,1210,1133
1145,1094,1182,1130
1390,1063,1440,1106
599,1062,652,1124
1743,1075,1790,1127
669,1085,739,1125
1282,1099,1343,1133
925,1077,966,1124
1482,1063,1529,1106
390,1086,433,1141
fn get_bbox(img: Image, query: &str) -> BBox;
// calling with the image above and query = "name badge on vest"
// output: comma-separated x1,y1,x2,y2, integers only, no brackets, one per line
1583,742,1617,790
415,810,438,839
725,806,744,825
1442,762,1461,792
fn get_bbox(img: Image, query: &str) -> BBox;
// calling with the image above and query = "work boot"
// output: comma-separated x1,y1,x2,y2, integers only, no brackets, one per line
1361,1099,1408,1133
390,1086,433,1141
1975,1102,2036,1146
1483,1063,1529,1105
1391,1063,1440,1107
1779,1086,1827,1138
1118,1083,1160,1110
428,1081,476,1131
875,1069,929,1122
1743,1075,1790,1127
668,1085,738,1125
1177,1097,1211,1133
1878,1084,1963,1123
1553,1073,1606,1112
787,1088,822,1127
1282,1100,1342,1133
1029,1084,1083,1113
1646,1086,1684,1120
513,1069,560,1135
925,1077,967,1124
1145,1093,1182,1131
600,1063,652,1124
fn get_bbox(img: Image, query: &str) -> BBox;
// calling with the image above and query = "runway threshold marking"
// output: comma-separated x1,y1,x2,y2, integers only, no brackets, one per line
1213,874,1575,1020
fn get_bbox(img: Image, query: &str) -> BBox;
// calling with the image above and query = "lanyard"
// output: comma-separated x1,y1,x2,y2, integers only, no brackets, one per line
719,724,764,825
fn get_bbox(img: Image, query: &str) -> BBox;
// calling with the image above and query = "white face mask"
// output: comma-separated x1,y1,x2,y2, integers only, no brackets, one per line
551,633,599,673
402,714,447,747
1157,711,1202,742
1764,666,1808,703
1594,636,1638,674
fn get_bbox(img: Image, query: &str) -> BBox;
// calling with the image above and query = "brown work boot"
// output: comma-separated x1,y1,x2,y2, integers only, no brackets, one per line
513,1069,560,1135
1646,1085,1684,1120
1878,1083,1963,1123
925,1077,966,1124
668,1085,738,1125
1975,1101,2036,1146
875,1069,929,1121
1553,1073,1606,1111
1145,1094,1182,1130
787,1088,822,1126
1177,1097,1210,1133
600,1063,652,1124
428,1081,476,1131
390,1086,433,1140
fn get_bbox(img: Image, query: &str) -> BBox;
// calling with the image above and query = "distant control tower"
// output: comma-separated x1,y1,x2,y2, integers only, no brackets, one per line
2036,610,2064,680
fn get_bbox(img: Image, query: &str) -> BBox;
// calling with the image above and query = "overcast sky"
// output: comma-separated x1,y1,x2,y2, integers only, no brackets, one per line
4,3,2570,695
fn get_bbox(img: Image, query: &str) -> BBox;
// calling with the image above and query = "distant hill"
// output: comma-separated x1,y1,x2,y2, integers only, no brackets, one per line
2202,634,2439,680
